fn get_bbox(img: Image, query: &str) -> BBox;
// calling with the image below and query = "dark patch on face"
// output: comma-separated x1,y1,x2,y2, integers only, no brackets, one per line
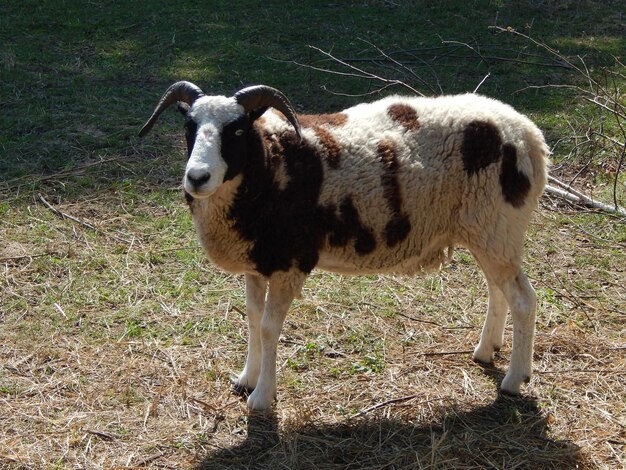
222,116,250,181
183,190,194,211
387,104,420,131
313,126,342,169
228,127,377,276
184,118,198,159
500,143,531,207
377,139,411,247
298,112,348,128
461,120,502,175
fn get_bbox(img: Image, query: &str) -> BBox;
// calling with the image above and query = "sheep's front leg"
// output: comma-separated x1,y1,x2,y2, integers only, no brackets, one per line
246,281,295,411
234,273,268,394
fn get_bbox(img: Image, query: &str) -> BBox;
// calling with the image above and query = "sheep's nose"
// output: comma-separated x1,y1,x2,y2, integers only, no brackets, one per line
186,167,211,188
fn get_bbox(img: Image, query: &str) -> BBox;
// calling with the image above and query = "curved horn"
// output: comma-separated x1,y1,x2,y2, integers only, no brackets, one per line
234,85,301,140
139,81,205,137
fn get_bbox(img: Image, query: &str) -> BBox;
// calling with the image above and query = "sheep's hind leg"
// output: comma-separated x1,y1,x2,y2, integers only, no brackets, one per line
234,273,268,396
246,280,295,411
499,271,536,395
472,271,508,364
470,254,536,395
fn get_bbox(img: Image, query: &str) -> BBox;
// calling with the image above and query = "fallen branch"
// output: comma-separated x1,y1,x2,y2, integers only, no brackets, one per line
38,193,98,231
536,369,625,375
544,177,626,217
350,395,447,418
0,252,60,263
38,193,131,243
492,26,626,216
2,156,126,190
349,394,419,418
413,350,473,357
84,429,117,441
132,450,165,467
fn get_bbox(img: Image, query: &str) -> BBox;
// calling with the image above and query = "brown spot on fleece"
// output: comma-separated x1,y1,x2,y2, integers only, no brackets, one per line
387,103,420,131
377,139,411,247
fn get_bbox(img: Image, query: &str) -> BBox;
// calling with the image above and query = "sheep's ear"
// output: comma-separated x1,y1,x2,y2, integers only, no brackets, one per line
177,102,190,116
248,106,269,123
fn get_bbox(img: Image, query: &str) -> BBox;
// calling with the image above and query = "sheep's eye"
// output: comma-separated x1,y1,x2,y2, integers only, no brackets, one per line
235,129,245,137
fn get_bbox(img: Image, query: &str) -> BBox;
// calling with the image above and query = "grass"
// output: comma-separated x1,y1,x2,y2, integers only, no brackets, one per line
1,0,625,468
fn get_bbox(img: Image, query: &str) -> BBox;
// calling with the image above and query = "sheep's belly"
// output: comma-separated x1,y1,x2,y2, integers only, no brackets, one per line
316,245,451,276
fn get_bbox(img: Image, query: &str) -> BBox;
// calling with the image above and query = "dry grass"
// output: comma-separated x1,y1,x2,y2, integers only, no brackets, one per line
1,170,624,469
2,0,624,467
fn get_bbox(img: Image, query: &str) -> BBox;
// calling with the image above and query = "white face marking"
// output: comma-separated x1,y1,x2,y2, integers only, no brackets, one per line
183,96,245,198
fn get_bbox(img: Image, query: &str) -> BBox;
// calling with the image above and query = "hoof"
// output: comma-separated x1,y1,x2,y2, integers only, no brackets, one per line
472,343,497,365
247,389,275,412
500,373,530,396
232,381,254,397
499,387,521,397
472,353,494,365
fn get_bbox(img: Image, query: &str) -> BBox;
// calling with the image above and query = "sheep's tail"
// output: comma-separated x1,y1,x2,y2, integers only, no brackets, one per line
521,124,550,204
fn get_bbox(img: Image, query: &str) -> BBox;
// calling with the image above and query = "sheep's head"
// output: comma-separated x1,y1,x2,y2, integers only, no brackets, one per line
139,81,301,198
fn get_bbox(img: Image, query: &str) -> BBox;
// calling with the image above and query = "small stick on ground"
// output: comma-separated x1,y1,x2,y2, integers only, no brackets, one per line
38,193,131,243
84,429,117,441
350,395,448,419
350,394,420,418
38,193,98,231
414,350,474,357
0,252,59,263
133,451,165,467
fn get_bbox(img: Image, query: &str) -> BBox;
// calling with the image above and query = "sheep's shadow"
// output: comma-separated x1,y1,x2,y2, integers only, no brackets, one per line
195,392,582,469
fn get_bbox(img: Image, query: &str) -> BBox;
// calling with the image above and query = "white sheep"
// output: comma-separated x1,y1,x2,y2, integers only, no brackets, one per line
139,82,549,411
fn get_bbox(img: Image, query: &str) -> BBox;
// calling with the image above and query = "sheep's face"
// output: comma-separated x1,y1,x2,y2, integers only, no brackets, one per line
182,96,248,199
140,82,300,199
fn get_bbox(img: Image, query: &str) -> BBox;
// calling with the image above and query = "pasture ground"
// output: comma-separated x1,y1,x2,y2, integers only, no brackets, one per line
1,1,624,468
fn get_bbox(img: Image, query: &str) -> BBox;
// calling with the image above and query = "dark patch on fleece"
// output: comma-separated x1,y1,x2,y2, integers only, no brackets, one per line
299,112,348,128
377,139,411,247
327,197,377,255
387,103,420,131
500,143,531,207
461,120,503,175
228,126,376,277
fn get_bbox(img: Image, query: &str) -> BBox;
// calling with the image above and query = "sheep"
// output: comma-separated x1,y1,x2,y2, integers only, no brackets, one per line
139,81,549,411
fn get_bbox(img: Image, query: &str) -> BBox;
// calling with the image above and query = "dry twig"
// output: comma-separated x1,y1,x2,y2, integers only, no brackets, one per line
349,395,448,418
38,193,131,244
